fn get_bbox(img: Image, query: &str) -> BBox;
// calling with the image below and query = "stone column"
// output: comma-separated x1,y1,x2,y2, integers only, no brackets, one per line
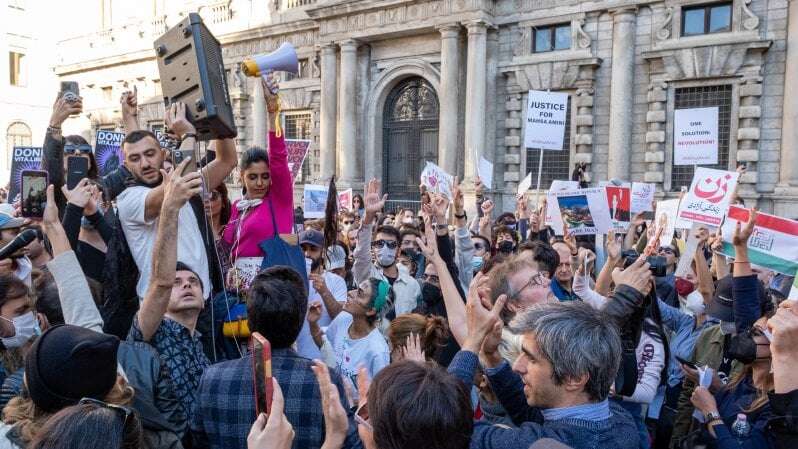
252,77,268,149
607,8,637,180
437,24,461,176
319,43,337,182
779,0,798,188
338,39,359,183
464,20,489,183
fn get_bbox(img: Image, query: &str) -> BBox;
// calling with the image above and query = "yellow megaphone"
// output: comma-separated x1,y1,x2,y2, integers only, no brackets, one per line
240,42,299,77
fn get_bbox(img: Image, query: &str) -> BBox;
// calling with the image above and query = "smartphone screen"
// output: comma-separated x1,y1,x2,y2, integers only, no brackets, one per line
251,332,273,416
66,156,89,190
171,148,197,176
21,171,48,218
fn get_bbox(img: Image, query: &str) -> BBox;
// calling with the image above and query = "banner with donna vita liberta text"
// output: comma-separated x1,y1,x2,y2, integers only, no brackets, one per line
95,130,126,176
9,146,43,202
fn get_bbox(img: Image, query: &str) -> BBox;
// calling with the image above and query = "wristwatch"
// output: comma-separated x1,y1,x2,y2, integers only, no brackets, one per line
705,411,721,423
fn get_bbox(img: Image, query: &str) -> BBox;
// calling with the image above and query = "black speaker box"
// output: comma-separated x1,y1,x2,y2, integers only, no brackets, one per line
154,13,237,141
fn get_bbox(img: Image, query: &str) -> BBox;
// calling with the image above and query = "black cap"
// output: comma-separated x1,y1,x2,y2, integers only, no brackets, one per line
25,325,119,413
707,276,734,322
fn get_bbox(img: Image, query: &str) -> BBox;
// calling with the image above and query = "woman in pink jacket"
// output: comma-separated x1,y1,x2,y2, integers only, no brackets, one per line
222,77,294,287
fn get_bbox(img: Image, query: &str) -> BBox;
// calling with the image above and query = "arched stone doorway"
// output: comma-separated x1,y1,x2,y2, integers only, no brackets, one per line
382,77,439,203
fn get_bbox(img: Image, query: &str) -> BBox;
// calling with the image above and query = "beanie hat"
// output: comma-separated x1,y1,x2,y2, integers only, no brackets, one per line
25,325,119,413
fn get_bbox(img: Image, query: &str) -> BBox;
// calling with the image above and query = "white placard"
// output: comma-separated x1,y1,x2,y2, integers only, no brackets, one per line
303,184,328,218
678,167,739,227
599,182,632,232
478,156,493,189
631,182,656,215
338,188,353,211
420,161,454,201
517,172,533,197
655,199,679,248
674,107,719,166
545,180,580,234
552,188,613,236
524,90,569,150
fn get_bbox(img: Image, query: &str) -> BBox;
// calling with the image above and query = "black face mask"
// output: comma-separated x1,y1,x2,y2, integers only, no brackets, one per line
404,248,418,259
498,240,515,254
421,282,443,305
726,331,758,365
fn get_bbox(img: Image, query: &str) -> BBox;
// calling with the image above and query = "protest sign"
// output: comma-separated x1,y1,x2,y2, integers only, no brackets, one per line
286,139,311,181
720,206,798,277
674,107,719,166
553,188,612,236
95,130,125,176
9,146,43,202
631,182,656,218
524,90,569,150
678,167,739,226
545,180,580,234
303,184,328,219
600,182,631,232
517,172,533,197
420,161,454,201
675,223,706,278
478,156,493,189
655,199,680,248
154,130,178,150
338,188,353,211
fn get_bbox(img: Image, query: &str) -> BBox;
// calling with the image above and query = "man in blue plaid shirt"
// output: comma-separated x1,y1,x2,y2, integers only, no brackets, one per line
190,266,362,449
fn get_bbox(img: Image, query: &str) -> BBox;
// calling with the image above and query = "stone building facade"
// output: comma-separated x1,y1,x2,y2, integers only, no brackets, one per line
53,0,798,216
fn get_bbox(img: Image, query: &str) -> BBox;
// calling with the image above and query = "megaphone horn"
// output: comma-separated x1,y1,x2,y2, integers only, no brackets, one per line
241,42,299,77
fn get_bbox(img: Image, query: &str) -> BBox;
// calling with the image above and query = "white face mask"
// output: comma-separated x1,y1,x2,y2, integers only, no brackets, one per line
1,312,41,349
684,290,705,317
376,246,396,268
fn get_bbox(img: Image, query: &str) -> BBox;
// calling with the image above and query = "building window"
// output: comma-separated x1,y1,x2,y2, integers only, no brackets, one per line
8,52,25,86
283,112,313,181
532,24,571,53
682,2,733,36
6,121,31,165
102,86,113,102
525,96,572,190
671,85,732,190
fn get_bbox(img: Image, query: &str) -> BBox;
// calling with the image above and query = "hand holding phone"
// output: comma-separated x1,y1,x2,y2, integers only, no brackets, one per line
21,170,48,218
60,81,80,103
171,149,197,177
66,157,90,190
251,332,273,416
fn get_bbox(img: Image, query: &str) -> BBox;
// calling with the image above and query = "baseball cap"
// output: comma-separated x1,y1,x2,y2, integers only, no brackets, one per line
326,245,346,270
706,276,734,322
299,229,324,248
0,213,25,230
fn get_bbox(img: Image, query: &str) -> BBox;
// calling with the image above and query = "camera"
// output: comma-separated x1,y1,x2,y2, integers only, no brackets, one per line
621,250,667,277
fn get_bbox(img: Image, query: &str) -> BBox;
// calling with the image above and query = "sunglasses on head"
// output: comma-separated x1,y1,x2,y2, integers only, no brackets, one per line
371,240,398,249
64,144,93,155
658,247,675,254
79,397,133,427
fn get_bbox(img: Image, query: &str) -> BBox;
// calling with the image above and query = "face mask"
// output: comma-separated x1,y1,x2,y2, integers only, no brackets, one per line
402,218,415,225
498,240,515,254
404,248,418,259
421,282,442,305
472,256,484,271
376,246,396,268
675,277,695,297
1,312,41,349
727,331,758,365
684,291,705,317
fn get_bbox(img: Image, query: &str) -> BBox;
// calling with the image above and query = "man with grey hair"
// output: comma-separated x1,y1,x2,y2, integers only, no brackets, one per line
448,264,650,449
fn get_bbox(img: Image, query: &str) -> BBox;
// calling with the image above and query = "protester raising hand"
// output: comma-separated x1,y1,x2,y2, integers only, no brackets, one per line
452,176,464,217
120,84,139,132
61,178,94,209
362,178,387,225
247,378,294,449
463,275,506,354
401,333,425,362
49,93,83,132
732,208,757,278
611,256,653,296
162,158,203,209
311,361,350,449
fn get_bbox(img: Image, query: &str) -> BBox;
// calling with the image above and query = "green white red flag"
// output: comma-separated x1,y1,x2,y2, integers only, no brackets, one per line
720,205,798,277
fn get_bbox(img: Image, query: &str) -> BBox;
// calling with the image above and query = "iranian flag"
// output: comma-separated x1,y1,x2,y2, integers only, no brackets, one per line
720,206,798,276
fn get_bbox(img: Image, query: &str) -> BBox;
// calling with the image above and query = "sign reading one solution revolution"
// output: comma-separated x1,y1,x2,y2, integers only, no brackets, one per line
673,107,719,166
524,90,569,150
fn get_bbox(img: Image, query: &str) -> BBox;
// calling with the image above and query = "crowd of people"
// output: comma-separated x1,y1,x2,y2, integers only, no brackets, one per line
0,75,793,449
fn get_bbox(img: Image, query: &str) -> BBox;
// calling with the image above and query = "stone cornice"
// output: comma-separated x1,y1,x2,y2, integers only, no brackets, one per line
306,0,414,19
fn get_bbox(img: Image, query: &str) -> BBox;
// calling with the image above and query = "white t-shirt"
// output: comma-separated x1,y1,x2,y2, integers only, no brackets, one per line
117,186,211,299
295,271,348,359
325,311,390,394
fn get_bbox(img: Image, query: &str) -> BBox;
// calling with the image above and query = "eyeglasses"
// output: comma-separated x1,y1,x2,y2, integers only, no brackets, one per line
371,240,398,250
79,397,133,428
342,220,354,226
509,272,548,299
64,144,92,154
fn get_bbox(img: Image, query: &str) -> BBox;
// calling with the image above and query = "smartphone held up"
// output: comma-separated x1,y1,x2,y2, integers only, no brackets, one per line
251,332,273,416
21,170,48,218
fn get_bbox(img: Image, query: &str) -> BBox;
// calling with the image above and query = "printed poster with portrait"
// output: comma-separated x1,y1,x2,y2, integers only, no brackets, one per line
286,139,311,181
552,188,613,236
95,130,125,176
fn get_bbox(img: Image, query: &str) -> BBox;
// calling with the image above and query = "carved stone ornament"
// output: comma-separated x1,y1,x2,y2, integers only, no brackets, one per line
512,26,525,57
576,19,591,49
742,0,760,31
656,7,673,41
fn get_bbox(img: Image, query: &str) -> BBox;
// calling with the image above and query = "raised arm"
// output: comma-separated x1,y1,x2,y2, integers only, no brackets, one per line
121,85,140,133
42,94,82,212
693,227,715,304
41,185,104,333
352,178,386,285
595,233,622,296
138,160,202,341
